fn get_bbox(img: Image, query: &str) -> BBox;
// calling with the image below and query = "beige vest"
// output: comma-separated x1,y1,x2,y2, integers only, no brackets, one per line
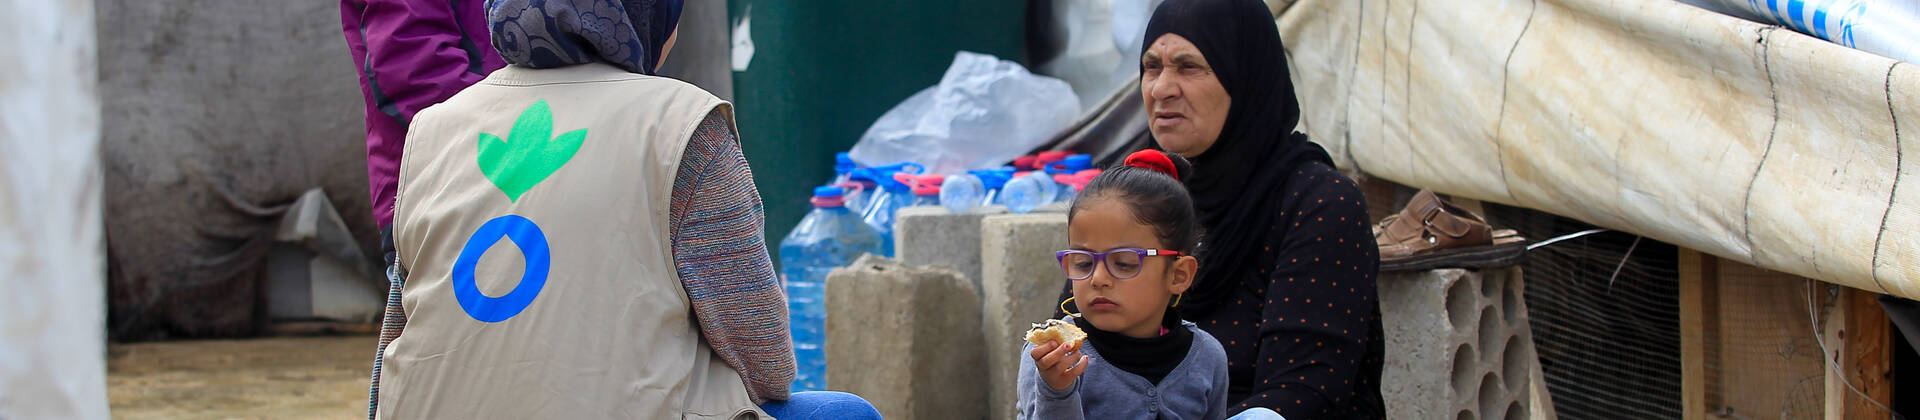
381,63,763,419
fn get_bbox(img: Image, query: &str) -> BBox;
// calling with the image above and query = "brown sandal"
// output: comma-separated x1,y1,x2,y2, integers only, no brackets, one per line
1373,189,1527,272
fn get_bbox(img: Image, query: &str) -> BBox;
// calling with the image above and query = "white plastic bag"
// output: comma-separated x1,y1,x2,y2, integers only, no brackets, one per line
850,51,1081,175
1031,0,1160,110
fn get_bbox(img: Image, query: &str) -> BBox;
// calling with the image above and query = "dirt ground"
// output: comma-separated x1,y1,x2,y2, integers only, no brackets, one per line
107,335,376,420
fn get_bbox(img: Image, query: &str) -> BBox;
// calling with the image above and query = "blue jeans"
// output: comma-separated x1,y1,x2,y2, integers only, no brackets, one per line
1226,407,1286,420
759,391,882,420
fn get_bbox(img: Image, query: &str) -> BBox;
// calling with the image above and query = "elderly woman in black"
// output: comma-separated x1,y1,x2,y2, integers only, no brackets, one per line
1064,0,1387,417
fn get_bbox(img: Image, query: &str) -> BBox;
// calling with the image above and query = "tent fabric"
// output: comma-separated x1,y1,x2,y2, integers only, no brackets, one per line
1272,0,1920,297
1,0,110,418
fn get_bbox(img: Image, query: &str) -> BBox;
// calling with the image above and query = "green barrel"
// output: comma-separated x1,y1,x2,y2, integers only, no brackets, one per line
726,0,1026,260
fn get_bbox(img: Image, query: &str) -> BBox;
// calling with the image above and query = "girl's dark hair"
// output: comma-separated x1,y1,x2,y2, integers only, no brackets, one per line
1067,151,1201,254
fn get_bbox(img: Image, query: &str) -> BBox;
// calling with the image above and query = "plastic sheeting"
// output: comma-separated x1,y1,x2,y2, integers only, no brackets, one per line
1275,0,1920,298
1676,0,1920,64
0,0,110,418
1031,0,1160,110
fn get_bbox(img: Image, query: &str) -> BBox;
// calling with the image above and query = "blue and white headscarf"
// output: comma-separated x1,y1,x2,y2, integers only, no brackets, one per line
487,0,685,75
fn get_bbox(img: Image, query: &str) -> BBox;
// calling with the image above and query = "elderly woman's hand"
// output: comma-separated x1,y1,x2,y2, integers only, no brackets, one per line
1029,340,1090,392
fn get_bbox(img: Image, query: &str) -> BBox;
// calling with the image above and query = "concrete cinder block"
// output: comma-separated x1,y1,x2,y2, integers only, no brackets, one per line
1378,267,1547,420
826,255,985,420
896,205,1007,296
978,213,1069,420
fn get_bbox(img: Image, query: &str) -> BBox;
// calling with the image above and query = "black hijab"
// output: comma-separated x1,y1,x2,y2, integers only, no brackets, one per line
1143,0,1334,315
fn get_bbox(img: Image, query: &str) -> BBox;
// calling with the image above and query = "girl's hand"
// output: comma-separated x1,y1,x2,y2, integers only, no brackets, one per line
1029,340,1090,392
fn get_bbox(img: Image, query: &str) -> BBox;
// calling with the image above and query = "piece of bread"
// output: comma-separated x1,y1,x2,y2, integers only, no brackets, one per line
1023,319,1086,347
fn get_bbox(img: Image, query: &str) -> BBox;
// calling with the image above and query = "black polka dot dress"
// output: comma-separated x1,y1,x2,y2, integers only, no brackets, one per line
1184,161,1385,419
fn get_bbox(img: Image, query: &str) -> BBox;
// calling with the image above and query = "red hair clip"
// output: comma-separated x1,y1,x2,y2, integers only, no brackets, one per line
1123,150,1180,182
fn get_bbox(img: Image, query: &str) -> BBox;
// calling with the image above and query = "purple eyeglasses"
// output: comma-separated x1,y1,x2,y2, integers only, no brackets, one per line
1055,248,1183,281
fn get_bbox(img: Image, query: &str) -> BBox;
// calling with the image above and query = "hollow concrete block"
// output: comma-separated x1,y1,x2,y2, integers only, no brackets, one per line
1378,267,1546,420
826,255,985,420
978,213,1069,420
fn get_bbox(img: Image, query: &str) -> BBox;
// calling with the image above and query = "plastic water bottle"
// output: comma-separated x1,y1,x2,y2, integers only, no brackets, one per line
840,167,874,215
832,153,870,213
778,186,884,392
912,189,940,207
977,167,1015,207
834,153,859,178
838,179,873,215
1052,168,1102,206
940,174,985,214
1001,171,1061,213
1048,154,1095,203
940,169,1014,214
845,162,919,218
858,167,918,257
830,152,858,185
905,174,942,207
1044,168,1073,204
1054,174,1080,205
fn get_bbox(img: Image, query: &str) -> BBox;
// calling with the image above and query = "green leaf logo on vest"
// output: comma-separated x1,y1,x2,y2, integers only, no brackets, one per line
478,100,586,202
451,100,582,323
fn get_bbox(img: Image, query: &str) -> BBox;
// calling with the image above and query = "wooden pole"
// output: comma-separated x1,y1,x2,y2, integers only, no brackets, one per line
1823,285,1892,419
1679,248,1719,420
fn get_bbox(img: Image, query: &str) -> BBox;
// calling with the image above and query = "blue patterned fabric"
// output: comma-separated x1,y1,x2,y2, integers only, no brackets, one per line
487,0,684,75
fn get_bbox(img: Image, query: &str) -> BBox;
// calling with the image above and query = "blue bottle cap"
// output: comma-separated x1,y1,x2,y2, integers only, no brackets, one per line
970,169,1013,190
1064,154,1094,171
813,186,845,198
834,153,858,174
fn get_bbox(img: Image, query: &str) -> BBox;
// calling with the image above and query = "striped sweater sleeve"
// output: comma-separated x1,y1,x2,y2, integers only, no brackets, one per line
669,109,795,404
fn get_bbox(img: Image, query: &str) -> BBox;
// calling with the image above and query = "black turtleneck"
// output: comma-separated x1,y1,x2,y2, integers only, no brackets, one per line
1075,308,1192,385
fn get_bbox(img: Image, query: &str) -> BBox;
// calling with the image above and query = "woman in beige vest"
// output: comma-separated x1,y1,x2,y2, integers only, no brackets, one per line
370,1,881,419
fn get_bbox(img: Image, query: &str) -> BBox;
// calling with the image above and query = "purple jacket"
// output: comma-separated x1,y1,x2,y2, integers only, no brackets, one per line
341,0,506,229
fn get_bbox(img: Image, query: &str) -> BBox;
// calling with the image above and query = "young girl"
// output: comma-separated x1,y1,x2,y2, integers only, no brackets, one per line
1017,150,1283,420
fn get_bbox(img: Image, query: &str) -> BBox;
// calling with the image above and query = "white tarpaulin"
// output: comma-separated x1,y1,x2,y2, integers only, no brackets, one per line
0,0,109,418
1273,0,1920,298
